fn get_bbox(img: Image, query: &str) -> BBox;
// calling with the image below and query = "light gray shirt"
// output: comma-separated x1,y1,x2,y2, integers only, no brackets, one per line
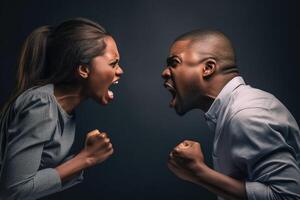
205,76,300,200
0,84,83,200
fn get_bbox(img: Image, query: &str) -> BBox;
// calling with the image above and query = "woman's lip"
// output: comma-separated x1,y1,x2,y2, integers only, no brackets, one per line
106,78,120,102
107,79,119,99
112,78,120,84
103,90,113,104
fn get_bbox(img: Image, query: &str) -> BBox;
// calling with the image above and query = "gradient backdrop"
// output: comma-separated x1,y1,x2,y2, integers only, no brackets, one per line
0,0,299,199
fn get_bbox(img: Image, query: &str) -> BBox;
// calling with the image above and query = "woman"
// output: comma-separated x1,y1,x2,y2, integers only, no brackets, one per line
0,18,123,199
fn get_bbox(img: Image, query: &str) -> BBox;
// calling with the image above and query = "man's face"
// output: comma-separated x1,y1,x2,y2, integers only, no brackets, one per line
162,40,205,115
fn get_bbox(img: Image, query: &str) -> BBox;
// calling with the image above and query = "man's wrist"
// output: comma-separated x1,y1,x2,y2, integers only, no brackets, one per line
193,162,211,184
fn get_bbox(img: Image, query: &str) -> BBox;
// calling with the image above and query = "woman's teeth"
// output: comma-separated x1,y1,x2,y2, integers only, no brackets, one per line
108,90,114,99
107,80,119,101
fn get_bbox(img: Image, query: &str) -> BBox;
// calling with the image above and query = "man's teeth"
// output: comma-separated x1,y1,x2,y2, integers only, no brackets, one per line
164,82,174,90
113,81,119,85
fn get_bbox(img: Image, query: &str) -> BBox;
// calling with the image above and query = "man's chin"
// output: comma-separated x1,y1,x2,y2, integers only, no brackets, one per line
174,101,196,116
174,104,188,116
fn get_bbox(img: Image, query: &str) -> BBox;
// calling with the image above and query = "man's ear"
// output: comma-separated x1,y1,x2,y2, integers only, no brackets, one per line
77,65,90,79
203,58,217,78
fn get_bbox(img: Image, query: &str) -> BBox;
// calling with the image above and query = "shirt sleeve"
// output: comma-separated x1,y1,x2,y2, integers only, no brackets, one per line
0,93,62,200
228,106,300,200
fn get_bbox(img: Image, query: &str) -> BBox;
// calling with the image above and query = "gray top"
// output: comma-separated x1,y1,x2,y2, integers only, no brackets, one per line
205,76,300,200
0,84,83,200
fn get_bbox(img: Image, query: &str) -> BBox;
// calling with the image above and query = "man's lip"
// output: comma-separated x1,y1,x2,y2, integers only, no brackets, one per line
163,81,177,108
164,81,177,97
164,82,176,91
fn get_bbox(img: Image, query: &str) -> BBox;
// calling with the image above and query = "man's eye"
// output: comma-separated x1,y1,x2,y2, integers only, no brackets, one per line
167,58,179,67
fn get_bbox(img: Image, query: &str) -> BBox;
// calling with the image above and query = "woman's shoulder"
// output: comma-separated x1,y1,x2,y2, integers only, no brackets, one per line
14,84,57,113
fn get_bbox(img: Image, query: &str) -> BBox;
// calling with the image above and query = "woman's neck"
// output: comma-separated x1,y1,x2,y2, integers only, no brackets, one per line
54,84,87,114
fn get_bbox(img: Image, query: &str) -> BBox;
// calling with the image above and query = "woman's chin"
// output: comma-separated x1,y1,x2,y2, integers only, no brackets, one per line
99,97,110,105
100,99,108,105
92,90,114,105
100,95,114,105
91,96,108,105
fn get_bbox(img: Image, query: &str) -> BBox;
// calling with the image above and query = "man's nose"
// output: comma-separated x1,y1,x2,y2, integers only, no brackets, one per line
161,67,171,79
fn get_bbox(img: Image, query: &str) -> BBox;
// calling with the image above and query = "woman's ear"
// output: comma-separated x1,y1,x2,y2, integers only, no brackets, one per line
78,65,90,79
203,58,217,78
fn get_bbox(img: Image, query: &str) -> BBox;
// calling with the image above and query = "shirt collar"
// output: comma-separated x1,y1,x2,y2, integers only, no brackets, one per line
205,76,245,122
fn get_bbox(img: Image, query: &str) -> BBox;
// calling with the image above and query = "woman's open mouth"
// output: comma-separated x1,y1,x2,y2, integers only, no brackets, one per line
106,79,120,101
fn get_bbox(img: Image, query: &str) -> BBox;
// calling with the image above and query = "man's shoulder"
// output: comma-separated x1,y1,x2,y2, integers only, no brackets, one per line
225,84,294,127
229,85,276,116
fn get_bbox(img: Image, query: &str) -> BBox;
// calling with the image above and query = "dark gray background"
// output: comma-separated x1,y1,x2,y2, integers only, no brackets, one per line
0,0,299,199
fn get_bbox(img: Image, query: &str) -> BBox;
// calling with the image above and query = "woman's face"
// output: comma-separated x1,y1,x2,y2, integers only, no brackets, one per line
86,36,123,105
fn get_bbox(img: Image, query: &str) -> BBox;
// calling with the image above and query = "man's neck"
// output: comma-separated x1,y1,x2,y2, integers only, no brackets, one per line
200,73,239,112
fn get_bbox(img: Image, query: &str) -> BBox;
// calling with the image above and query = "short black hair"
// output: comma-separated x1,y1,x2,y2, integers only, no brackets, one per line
174,29,238,74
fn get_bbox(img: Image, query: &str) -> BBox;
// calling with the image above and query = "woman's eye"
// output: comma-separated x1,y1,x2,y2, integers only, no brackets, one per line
110,60,119,68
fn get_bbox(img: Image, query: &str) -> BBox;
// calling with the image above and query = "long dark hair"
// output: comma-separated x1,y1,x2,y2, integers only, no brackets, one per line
0,18,110,168
1,17,110,113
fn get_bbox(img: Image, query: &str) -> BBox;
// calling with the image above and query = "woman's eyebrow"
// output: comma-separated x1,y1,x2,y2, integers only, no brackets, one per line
109,58,119,63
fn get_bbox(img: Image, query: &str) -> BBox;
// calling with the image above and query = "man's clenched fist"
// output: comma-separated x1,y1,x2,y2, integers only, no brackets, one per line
168,140,205,183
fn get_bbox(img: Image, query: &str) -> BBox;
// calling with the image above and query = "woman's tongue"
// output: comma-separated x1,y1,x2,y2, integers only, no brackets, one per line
107,90,114,100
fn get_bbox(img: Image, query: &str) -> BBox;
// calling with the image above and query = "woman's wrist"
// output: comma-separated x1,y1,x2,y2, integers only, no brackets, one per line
75,150,96,168
55,151,91,182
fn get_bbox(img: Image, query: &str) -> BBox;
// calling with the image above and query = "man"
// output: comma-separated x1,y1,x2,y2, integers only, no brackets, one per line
162,30,300,200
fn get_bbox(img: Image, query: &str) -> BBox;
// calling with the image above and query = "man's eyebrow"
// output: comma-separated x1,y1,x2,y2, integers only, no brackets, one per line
166,56,179,64
167,55,179,59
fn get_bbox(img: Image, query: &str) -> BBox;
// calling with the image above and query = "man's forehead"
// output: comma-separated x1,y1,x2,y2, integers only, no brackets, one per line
170,39,215,58
169,40,191,56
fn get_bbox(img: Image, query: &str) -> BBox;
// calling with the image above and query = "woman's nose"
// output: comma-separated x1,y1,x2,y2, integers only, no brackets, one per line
116,65,124,76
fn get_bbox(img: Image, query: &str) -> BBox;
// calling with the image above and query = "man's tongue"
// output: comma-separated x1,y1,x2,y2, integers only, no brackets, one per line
107,90,114,100
170,96,176,107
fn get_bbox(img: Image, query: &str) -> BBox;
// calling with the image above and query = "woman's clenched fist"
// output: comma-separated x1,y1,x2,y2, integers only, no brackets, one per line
80,129,114,167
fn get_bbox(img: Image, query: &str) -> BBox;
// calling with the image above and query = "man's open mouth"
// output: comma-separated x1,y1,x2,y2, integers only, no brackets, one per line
164,81,177,107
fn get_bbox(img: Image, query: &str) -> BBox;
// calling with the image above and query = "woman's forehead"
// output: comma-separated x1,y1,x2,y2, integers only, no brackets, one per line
103,37,119,58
